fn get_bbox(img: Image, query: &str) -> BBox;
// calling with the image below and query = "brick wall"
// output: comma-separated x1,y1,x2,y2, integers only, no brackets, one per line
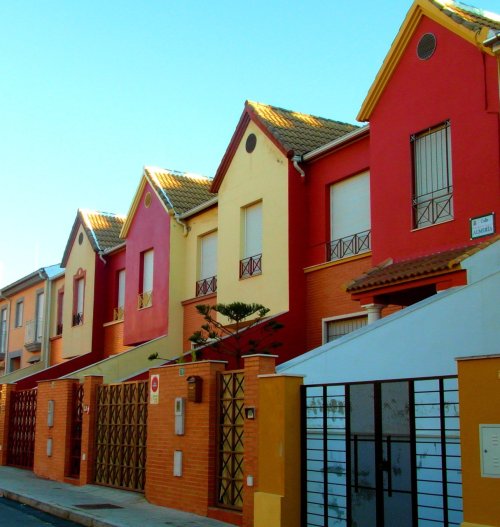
305,255,372,349
103,321,132,357
34,378,76,482
145,360,226,516
0,384,15,465
181,294,217,352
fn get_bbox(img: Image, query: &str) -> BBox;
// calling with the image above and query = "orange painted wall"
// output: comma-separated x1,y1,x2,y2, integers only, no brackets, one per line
305,254,372,349
181,293,217,352
458,356,500,527
103,321,132,357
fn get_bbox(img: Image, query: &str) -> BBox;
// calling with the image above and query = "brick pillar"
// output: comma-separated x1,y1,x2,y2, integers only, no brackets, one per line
0,384,16,465
146,361,226,517
254,374,303,527
241,354,277,527
79,376,103,485
34,378,77,482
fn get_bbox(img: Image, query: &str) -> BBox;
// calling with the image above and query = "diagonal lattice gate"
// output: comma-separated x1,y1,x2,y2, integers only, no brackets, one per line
217,371,245,510
7,387,37,469
94,380,148,491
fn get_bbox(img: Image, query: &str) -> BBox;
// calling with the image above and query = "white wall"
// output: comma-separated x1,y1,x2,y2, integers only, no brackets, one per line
279,241,500,384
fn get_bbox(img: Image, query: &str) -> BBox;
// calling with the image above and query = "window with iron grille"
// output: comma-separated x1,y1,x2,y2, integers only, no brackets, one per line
196,231,217,296
412,121,453,229
73,276,84,326
240,201,262,278
324,315,367,343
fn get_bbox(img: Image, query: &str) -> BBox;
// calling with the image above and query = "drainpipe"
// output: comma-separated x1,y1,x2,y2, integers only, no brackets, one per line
98,251,107,265
292,155,305,179
173,212,190,237
43,277,52,369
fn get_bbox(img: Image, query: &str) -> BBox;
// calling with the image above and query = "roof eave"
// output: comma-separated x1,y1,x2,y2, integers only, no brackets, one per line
179,196,218,219
302,125,370,161
357,0,494,122
1,268,48,297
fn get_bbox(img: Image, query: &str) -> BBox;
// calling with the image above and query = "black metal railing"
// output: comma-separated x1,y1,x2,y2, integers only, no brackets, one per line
413,188,453,228
239,254,262,279
72,312,84,326
196,275,217,297
326,230,371,262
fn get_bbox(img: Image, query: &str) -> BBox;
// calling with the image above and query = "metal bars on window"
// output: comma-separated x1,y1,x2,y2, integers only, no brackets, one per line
412,122,453,228
239,254,262,279
196,275,217,296
7,388,37,469
326,230,371,262
68,383,84,478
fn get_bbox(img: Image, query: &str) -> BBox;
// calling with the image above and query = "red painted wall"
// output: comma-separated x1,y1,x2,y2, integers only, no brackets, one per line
123,182,171,346
304,134,370,268
369,17,500,263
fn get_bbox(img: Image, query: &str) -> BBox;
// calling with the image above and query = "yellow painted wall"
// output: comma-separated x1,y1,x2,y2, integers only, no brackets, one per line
254,374,303,527
217,121,289,315
183,206,218,301
458,355,500,527
62,224,96,359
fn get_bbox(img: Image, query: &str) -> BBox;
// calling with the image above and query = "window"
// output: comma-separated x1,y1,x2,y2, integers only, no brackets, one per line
15,300,24,328
114,269,126,320
328,172,371,261
0,308,7,355
324,315,367,343
35,291,44,341
138,249,153,308
73,275,85,326
240,201,262,278
196,231,217,296
412,121,453,228
56,289,64,335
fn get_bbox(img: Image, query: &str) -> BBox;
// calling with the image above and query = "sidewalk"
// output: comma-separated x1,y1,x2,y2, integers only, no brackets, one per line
0,466,234,527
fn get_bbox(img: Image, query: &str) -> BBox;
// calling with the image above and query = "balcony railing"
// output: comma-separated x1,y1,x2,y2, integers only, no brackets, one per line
196,275,217,297
113,306,125,321
72,312,84,326
240,254,262,279
24,319,43,351
137,290,153,309
413,188,453,228
326,230,371,262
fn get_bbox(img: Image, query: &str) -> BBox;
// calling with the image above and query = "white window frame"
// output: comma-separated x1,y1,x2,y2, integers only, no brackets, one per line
117,269,126,309
243,201,263,259
322,312,368,344
142,249,154,294
199,231,218,280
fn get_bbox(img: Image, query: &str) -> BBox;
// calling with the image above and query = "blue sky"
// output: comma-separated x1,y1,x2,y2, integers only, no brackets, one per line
0,0,499,288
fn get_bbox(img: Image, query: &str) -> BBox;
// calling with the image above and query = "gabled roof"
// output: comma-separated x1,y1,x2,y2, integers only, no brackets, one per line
61,210,126,267
358,0,499,122
1,264,64,297
346,237,498,293
120,167,214,238
211,101,359,192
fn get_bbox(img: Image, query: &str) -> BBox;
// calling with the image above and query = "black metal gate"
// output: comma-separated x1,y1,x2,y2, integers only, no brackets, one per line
68,383,84,478
7,388,37,469
216,371,245,510
94,381,148,491
301,377,462,526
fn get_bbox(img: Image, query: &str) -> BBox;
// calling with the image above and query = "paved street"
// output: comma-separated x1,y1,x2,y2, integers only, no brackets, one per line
0,497,82,526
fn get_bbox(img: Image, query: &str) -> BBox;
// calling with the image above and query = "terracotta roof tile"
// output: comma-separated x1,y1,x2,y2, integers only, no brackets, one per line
430,0,500,32
346,238,498,293
145,167,214,215
81,210,126,252
247,101,359,156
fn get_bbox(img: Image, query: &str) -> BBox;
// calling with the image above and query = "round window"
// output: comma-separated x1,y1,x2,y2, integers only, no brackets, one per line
417,33,437,60
245,133,257,153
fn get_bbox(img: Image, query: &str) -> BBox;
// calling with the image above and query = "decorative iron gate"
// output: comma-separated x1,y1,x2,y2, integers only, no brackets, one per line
217,371,244,510
94,381,148,491
302,377,462,527
68,383,84,478
7,387,37,469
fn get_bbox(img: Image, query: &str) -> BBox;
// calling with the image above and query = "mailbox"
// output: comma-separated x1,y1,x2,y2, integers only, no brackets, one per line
187,375,203,403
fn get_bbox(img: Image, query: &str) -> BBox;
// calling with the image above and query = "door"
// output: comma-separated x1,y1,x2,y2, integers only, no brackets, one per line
349,382,413,526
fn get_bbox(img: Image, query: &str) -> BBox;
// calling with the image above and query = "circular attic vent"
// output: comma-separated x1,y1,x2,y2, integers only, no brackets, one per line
417,33,437,60
245,133,257,153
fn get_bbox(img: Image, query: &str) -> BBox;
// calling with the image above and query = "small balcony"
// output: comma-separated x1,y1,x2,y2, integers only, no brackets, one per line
327,230,371,262
113,306,125,321
137,290,153,309
196,276,217,297
72,312,84,326
240,254,262,279
24,319,43,352
412,188,453,228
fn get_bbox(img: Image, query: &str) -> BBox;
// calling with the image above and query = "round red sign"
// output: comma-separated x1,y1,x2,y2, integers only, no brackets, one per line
151,376,159,392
